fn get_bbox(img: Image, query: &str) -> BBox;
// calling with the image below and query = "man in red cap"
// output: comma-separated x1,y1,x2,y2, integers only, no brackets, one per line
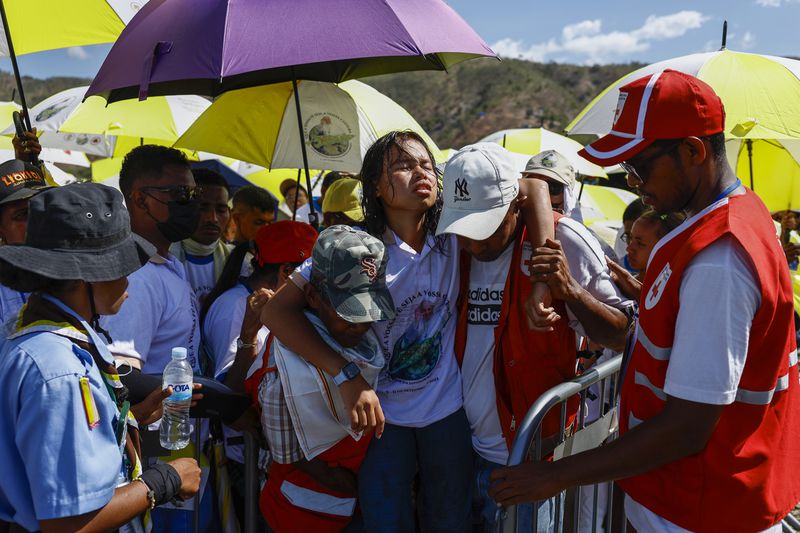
491,70,800,532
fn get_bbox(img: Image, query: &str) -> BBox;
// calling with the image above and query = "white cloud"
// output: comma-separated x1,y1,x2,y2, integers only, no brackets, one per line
633,11,709,40
740,31,756,50
562,19,601,41
755,0,797,5
491,11,709,65
67,46,89,60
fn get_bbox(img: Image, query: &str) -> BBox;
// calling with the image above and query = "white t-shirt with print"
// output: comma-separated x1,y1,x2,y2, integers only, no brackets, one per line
461,244,513,465
293,232,463,428
103,254,201,373
183,254,216,307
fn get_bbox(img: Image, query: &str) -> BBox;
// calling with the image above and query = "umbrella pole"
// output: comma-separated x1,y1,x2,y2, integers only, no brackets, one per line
0,0,32,131
292,168,301,221
291,70,318,228
578,175,585,201
746,139,754,191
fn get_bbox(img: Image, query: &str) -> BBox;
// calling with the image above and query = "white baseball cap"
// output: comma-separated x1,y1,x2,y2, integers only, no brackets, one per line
520,149,577,189
435,143,520,240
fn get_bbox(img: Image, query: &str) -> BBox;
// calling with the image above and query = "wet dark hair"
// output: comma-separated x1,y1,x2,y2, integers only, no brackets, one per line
0,259,79,294
637,209,686,239
360,131,443,243
119,145,191,201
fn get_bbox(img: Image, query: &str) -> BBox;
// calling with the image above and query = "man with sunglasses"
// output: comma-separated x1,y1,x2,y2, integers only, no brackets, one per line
101,145,212,532
491,70,800,533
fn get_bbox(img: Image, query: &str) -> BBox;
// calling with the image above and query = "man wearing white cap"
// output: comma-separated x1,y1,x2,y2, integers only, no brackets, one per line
491,70,800,533
436,143,631,531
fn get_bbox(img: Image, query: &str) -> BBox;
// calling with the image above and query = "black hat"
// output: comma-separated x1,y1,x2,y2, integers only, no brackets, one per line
0,159,49,206
0,182,155,281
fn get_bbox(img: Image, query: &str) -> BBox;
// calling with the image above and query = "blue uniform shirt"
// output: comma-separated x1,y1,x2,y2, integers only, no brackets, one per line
0,330,123,530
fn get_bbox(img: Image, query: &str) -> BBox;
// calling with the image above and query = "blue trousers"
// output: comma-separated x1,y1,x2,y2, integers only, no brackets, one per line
474,454,560,533
358,408,473,532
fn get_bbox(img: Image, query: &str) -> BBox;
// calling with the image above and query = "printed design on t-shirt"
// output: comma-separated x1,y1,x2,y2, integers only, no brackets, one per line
386,296,451,382
467,285,504,326
644,262,672,310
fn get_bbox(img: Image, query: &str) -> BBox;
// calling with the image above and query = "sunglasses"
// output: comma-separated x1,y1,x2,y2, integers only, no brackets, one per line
620,140,682,184
546,180,564,196
141,185,203,204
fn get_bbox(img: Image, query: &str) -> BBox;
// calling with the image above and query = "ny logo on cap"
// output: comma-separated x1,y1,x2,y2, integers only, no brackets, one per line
360,257,378,282
454,178,470,202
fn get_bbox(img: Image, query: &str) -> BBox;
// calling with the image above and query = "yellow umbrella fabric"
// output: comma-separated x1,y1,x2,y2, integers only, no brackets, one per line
175,79,441,173
567,50,800,141
243,168,321,200
0,1,143,56
727,139,800,212
479,128,608,178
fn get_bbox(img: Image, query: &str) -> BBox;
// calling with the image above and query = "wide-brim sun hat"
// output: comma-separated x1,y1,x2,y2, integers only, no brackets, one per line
0,182,155,282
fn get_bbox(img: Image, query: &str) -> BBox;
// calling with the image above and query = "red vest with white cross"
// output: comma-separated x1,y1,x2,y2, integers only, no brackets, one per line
618,189,800,532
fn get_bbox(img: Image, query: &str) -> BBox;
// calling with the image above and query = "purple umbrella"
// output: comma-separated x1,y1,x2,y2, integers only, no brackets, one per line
87,0,495,228
86,0,495,102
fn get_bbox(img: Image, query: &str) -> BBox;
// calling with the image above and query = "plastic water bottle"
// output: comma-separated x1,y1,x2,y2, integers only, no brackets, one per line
160,347,194,450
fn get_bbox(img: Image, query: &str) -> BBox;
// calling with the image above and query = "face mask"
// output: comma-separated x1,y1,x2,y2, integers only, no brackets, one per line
156,200,200,243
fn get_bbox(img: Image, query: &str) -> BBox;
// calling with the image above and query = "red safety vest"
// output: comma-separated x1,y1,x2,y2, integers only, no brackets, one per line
455,216,578,449
261,434,371,533
619,190,800,532
245,335,371,533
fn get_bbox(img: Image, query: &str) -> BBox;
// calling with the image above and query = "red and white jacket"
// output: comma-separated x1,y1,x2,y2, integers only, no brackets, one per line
619,190,800,532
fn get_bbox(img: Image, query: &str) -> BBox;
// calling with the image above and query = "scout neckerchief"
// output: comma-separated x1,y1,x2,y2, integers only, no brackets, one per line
10,293,142,480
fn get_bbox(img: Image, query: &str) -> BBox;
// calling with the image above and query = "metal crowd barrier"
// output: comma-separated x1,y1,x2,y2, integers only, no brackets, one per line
499,355,623,533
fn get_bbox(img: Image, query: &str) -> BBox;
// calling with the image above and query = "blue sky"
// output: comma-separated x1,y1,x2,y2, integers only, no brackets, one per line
2,0,799,80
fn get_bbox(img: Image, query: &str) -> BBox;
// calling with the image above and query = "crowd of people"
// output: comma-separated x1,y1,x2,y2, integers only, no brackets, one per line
0,69,798,533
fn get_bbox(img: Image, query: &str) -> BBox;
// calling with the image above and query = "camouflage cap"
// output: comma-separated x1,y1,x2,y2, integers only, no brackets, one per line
311,225,395,323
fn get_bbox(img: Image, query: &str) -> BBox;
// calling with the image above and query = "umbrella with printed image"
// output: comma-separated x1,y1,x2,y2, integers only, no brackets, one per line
3,86,211,158
174,79,443,175
85,0,495,225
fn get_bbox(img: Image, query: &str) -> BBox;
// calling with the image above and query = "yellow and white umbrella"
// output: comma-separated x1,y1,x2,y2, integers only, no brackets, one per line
175,79,442,173
567,49,800,141
479,128,607,178
3,86,210,158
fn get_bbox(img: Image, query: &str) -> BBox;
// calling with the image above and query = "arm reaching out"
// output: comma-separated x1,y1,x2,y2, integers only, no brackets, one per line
259,280,385,438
